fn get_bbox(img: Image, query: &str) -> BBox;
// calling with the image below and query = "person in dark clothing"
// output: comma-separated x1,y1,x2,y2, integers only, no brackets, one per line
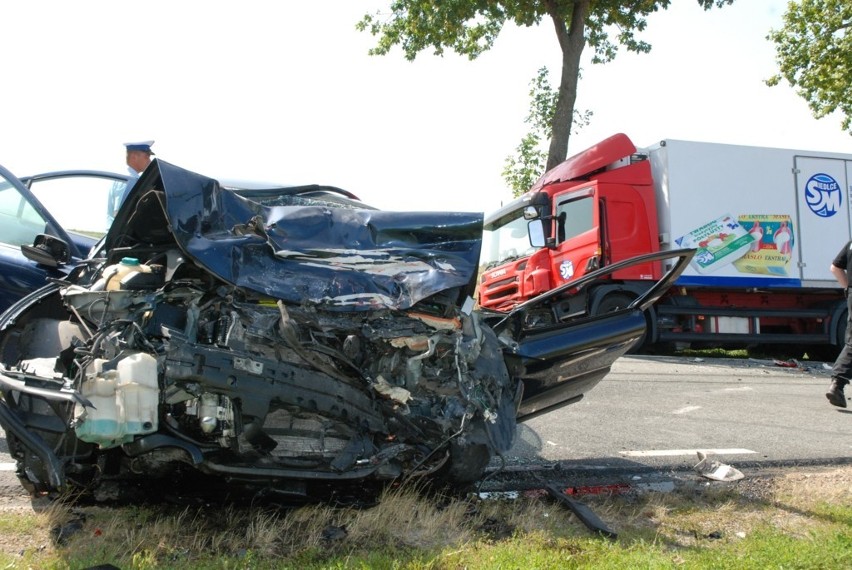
828,240,852,408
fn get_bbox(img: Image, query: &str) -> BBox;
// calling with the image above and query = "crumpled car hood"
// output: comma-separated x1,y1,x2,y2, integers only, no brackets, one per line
107,160,483,310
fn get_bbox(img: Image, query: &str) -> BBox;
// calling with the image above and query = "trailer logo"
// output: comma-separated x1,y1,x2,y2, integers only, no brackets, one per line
804,173,841,218
560,260,575,280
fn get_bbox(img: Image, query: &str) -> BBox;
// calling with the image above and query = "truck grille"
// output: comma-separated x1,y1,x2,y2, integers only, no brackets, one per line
480,277,518,306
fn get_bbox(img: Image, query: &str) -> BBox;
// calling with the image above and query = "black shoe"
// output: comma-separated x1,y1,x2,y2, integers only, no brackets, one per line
826,380,848,408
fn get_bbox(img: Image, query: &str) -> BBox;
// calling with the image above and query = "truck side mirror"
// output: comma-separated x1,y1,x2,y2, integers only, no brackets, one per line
523,206,539,220
528,219,546,248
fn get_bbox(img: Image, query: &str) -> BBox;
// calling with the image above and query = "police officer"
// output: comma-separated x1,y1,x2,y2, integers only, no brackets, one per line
827,240,852,407
108,140,155,220
125,140,155,177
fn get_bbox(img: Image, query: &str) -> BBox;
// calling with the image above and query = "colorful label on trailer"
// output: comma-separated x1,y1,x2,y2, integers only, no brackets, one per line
674,214,755,274
731,215,794,276
675,213,796,277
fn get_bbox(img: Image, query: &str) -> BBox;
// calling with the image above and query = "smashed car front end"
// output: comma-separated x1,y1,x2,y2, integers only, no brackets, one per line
0,161,518,501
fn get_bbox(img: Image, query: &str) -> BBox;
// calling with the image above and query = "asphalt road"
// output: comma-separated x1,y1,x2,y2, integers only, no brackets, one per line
1,355,850,504
505,355,851,474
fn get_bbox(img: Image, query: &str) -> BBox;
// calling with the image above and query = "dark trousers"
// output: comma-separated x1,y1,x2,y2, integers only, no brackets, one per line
831,290,852,383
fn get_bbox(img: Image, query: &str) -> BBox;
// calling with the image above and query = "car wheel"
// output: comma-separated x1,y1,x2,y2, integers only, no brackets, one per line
440,441,492,486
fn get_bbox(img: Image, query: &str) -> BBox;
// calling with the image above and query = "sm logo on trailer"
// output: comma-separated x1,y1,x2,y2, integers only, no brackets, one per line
804,173,841,218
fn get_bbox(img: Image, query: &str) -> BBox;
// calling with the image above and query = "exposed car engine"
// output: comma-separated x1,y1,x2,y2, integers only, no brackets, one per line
0,251,517,502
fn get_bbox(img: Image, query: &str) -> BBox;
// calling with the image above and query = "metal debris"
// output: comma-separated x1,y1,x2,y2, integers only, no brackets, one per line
545,484,617,540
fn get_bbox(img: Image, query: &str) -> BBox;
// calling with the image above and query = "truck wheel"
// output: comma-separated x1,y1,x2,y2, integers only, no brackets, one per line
596,293,645,354
808,310,846,362
596,293,632,314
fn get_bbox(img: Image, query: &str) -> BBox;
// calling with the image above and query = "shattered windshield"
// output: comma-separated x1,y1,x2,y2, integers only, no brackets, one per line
480,208,541,270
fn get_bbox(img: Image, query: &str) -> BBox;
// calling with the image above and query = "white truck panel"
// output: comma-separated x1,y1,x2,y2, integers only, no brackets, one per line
646,139,852,288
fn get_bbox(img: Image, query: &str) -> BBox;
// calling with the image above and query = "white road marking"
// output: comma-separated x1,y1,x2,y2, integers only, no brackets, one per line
672,406,702,414
723,387,754,392
620,448,757,457
0,462,16,471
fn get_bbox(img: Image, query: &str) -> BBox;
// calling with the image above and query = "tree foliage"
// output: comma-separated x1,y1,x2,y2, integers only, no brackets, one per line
502,67,591,196
767,0,852,134
358,1,733,186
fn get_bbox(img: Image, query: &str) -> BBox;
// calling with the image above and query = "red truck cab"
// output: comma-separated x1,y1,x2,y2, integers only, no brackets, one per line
479,133,662,313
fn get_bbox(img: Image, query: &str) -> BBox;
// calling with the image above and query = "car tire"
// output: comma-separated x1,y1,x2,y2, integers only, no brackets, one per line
440,441,492,486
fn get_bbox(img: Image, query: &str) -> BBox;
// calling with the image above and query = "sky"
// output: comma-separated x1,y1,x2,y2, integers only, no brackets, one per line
2,1,849,215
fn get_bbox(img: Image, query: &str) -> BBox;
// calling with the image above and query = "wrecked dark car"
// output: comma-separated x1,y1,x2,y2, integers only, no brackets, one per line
0,160,693,503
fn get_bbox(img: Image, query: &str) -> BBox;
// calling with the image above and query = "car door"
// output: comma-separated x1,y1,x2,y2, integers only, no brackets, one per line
20,170,130,255
484,248,695,421
0,165,128,313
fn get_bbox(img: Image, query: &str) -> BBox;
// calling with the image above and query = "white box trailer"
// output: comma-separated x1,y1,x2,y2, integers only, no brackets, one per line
647,139,852,288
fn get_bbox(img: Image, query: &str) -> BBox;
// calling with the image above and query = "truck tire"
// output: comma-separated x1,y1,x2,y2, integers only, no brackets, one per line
596,293,645,354
596,293,632,313
807,309,846,362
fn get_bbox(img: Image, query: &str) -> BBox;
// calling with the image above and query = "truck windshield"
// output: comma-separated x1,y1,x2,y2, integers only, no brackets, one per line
481,208,541,269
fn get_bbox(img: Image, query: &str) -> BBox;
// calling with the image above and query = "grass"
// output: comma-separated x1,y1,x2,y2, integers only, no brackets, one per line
0,466,849,569
670,346,834,362
673,347,750,359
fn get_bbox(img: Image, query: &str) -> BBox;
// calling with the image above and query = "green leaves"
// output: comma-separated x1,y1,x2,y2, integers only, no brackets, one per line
767,0,852,134
357,1,510,60
502,67,591,196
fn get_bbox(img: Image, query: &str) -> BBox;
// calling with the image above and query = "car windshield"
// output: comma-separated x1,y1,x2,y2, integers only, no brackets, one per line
480,208,541,269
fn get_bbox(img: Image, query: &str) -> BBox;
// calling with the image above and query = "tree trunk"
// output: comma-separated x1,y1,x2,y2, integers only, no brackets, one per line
545,0,589,172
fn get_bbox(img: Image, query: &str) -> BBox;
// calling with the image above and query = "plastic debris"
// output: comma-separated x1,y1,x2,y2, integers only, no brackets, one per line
694,451,744,482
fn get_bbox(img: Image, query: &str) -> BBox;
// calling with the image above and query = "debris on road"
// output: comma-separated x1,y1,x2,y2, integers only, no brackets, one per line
694,451,744,482
545,484,617,540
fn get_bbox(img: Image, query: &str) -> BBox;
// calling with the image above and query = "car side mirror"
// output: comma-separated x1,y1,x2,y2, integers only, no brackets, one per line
528,219,546,248
21,234,70,268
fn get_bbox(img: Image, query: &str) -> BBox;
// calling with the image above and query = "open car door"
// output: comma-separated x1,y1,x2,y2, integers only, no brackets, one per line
0,165,128,312
484,249,695,421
